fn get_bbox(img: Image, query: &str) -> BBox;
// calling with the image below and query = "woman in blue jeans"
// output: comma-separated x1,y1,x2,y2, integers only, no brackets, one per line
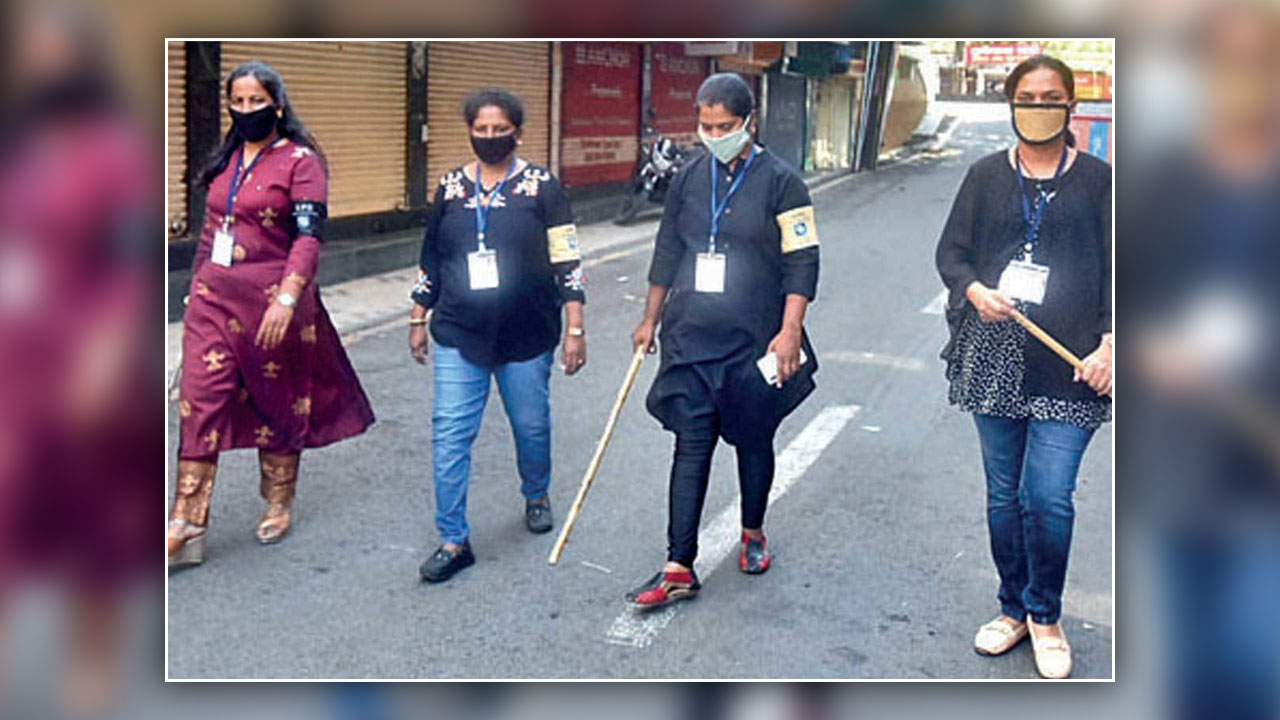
408,89,587,583
935,55,1112,678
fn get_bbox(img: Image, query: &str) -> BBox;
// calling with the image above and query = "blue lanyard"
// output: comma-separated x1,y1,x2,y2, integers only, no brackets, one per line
472,158,519,250
708,147,758,253
1013,145,1069,256
225,141,274,225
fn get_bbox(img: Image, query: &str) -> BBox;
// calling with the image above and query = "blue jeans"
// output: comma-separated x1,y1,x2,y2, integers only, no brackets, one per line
432,342,553,545
973,414,1095,625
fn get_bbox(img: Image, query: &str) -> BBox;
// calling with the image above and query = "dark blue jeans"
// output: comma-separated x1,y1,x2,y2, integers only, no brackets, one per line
973,414,1095,625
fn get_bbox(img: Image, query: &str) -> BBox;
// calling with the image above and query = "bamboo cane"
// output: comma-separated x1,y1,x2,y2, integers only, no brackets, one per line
1010,308,1113,400
548,349,648,565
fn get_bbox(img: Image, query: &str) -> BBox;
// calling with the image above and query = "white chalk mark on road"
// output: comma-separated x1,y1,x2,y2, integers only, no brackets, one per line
604,404,860,649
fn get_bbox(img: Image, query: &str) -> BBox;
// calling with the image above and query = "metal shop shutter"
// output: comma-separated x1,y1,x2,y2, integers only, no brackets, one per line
221,41,407,218
168,41,187,239
425,42,550,193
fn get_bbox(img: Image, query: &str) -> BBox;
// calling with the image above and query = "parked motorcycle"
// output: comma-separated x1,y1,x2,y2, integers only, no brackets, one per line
615,130,685,225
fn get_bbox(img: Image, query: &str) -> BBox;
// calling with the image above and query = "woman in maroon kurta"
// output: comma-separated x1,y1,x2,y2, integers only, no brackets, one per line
168,62,374,568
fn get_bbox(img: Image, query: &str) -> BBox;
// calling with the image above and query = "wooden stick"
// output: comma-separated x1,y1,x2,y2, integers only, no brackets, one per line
1010,308,1113,400
548,348,648,565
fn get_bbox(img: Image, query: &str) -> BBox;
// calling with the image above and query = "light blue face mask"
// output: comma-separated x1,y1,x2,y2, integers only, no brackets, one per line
698,114,753,164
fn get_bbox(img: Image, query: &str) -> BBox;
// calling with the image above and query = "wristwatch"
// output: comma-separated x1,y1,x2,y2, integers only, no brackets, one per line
567,326,585,337
276,292,297,308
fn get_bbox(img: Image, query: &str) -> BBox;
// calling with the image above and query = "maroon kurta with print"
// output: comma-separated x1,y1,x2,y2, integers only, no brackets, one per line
179,138,373,459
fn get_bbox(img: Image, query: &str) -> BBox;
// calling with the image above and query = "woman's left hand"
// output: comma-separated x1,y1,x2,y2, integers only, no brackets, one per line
767,326,803,387
255,301,295,350
1074,334,1113,396
563,334,587,376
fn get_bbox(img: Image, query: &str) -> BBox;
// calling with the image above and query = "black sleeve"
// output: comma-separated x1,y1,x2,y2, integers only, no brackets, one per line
647,162,689,287
774,170,820,301
540,173,586,305
1098,174,1112,334
935,165,983,311
410,182,446,309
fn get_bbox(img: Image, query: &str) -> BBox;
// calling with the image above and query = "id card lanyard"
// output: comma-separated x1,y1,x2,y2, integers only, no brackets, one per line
1001,144,1068,305
708,146,758,255
468,157,518,290
472,157,519,252
696,147,757,293
212,141,274,266
225,142,274,233
1013,143,1068,261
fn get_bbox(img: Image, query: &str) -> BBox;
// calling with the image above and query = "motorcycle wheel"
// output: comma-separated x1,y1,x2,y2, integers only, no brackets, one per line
614,184,648,225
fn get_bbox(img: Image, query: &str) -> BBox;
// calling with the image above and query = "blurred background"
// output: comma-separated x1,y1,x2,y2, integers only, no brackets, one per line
1,0,1277,715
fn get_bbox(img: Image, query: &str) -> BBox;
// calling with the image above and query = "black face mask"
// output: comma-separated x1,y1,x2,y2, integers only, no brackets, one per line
230,105,279,142
470,133,518,165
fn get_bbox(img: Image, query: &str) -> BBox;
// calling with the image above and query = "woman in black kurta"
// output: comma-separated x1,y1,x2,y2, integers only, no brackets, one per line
627,74,820,609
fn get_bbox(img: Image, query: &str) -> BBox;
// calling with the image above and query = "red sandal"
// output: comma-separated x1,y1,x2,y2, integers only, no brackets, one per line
625,568,701,610
739,531,772,574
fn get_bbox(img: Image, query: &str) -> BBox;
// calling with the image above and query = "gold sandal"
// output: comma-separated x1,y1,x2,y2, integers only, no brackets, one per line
168,460,216,568
256,451,298,544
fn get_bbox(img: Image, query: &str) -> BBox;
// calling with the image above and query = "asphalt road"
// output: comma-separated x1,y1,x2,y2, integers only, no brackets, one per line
166,108,1113,679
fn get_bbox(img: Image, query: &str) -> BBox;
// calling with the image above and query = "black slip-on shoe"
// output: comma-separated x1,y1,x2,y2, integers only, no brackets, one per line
525,499,553,534
419,543,475,583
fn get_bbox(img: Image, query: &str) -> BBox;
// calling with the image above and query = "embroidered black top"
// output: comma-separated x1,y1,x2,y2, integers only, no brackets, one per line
411,161,586,368
645,146,821,445
936,148,1112,406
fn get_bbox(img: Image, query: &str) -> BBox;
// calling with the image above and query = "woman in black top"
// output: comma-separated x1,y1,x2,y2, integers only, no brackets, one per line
408,89,587,583
627,74,820,609
935,56,1112,678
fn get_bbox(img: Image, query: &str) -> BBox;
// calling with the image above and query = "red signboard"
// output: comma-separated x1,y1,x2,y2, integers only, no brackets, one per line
650,42,708,146
560,41,642,186
966,42,1043,67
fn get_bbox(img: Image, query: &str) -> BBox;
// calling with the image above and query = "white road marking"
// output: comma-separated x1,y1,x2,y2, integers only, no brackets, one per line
581,561,612,574
604,404,860,649
920,289,948,315
824,350,925,371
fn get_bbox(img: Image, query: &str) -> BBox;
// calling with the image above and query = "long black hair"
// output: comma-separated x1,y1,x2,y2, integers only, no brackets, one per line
195,61,325,188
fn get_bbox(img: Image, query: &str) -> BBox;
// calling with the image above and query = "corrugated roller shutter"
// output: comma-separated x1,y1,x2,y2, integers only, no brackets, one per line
221,41,406,218
167,41,187,239
426,42,550,191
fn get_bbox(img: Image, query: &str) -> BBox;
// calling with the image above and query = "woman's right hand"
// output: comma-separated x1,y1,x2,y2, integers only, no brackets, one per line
966,282,1016,323
632,319,657,354
409,324,429,364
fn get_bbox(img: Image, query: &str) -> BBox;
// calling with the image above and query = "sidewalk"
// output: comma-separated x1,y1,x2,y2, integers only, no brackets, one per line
163,167,866,379
164,215,663,378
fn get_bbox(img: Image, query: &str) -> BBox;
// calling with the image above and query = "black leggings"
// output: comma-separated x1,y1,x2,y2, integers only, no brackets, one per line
666,414,775,567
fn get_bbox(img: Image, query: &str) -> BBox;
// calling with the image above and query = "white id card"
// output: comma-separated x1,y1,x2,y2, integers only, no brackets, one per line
998,259,1050,305
211,228,235,267
756,348,809,387
467,248,500,290
695,252,726,293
